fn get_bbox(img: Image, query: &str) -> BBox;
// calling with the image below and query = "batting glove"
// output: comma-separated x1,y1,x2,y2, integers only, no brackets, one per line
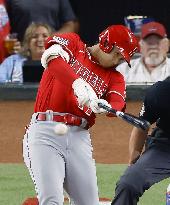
90,99,111,114
72,78,98,107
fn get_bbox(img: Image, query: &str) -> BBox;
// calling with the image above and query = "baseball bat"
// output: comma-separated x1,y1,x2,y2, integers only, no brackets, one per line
98,103,150,131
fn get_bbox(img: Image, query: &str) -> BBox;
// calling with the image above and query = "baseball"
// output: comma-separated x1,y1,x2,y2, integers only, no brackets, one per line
54,123,68,135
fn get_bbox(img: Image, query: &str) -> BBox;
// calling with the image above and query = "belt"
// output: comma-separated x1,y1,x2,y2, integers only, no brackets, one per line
36,111,89,129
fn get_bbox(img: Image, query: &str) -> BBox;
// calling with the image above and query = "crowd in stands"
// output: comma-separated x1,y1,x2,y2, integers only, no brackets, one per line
0,0,20,63
5,0,79,41
0,22,53,83
117,21,170,84
0,0,78,83
0,1,170,85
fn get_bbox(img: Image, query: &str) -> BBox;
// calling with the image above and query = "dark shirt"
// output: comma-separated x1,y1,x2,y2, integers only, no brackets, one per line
6,0,77,41
139,77,170,147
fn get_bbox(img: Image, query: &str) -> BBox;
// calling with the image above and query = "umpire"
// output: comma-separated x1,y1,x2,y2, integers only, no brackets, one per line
111,76,170,205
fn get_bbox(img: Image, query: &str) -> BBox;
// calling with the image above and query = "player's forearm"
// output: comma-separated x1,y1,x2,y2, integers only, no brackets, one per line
128,127,148,165
48,57,78,85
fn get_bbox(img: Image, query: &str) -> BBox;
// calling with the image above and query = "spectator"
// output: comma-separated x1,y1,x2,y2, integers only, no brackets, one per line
116,21,170,84
0,0,21,63
0,0,10,63
111,77,170,205
6,0,79,41
0,22,53,83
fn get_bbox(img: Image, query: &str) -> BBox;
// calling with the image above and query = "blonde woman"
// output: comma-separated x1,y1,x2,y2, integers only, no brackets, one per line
0,22,53,83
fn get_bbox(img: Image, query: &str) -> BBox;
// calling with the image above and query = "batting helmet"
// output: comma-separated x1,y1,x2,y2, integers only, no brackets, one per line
99,25,139,67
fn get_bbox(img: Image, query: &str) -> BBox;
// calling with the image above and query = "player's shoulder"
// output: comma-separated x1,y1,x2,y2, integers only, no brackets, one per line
144,78,170,112
155,78,170,92
146,78,170,99
150,78,170,90
53,32,81,42
45,32,82,48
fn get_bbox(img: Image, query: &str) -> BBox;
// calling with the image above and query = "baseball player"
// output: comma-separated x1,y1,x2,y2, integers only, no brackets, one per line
111,76,170,205
22,25,139,205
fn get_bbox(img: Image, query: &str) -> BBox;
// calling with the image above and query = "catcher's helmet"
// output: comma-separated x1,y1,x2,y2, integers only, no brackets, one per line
99,25,139,67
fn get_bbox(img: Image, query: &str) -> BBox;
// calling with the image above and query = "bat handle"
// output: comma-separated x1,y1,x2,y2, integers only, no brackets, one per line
115,111,124,118
98,102,123,116
98,102,115,113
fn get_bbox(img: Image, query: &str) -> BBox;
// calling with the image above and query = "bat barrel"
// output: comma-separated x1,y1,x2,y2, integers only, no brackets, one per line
120,112,150,130
98,102,150,131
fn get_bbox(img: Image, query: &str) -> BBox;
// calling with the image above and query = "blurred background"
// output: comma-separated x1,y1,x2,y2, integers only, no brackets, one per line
69,0,170,44
1,0,170,204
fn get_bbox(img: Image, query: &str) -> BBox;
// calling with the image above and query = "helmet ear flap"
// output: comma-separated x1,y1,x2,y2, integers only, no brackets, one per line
103,38,109,48
99,29,113,53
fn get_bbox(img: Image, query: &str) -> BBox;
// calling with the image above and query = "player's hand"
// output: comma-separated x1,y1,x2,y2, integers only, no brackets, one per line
13,40,21,53
90,99,111,114
72,78,98,107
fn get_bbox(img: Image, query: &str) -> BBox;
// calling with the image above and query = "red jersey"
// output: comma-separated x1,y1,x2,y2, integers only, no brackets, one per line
0,0,10,63
35,33,126,127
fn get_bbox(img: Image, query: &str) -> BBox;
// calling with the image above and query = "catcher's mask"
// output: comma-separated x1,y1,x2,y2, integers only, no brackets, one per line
99,25,140,67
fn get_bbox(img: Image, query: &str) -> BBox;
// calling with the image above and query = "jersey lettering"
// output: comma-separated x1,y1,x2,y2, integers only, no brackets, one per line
139,103,145,117
70,59,107,98
52,36,69,46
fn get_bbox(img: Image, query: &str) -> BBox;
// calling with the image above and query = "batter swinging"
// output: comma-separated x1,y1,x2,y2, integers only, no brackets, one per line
23,25,139,205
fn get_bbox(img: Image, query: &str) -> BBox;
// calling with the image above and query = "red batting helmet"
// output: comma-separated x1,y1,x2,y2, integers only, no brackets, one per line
99,25,139,67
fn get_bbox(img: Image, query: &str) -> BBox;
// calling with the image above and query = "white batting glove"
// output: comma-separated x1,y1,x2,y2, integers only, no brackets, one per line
90,99,112,114
72,78,98,107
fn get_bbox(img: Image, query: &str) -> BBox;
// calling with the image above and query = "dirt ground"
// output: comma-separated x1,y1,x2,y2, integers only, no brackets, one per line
0,101,142,164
